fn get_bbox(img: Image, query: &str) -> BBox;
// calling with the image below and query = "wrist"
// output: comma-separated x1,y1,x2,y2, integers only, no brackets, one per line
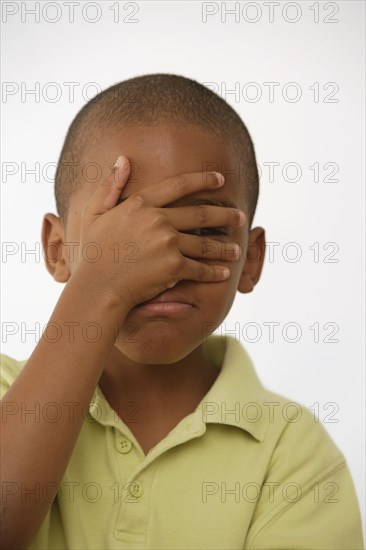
63,271,132,325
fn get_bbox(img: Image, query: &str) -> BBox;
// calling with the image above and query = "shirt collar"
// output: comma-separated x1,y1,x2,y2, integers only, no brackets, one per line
89,335,269,443
195,335,269,442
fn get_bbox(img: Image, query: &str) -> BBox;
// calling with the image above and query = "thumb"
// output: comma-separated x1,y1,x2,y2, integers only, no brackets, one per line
84,155,131,219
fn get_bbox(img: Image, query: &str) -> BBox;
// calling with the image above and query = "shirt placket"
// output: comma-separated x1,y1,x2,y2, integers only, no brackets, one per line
111,413,206,545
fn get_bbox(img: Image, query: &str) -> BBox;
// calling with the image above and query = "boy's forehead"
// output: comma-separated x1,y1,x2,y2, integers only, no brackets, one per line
74,122,245,207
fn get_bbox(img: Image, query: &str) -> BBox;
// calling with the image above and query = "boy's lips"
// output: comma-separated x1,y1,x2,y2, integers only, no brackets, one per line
142,289,195,306
133,289,197,315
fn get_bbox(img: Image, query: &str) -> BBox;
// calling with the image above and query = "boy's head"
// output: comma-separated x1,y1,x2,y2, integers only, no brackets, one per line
55,73,259,228
43,74,265,363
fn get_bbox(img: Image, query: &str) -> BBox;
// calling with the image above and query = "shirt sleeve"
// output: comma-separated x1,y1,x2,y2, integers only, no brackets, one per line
244,406,364,549
0,354,27,399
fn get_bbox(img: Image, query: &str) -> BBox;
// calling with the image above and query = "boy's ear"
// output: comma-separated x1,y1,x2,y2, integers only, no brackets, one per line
238,227,266,293
41,213,71,283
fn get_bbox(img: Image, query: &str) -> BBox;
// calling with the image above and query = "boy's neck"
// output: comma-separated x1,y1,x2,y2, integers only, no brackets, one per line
97,343,221,455
98,342,220,423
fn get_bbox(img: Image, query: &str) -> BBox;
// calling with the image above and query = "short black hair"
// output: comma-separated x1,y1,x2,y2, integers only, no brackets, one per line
55,73,259,227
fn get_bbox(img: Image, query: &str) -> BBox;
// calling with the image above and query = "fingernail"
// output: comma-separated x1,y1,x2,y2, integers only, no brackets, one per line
239,211,246,225
113,156,122,170
222,268,230,279
210,172,224,186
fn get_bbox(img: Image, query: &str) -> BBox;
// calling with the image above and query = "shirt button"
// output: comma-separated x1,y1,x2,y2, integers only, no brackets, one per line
117,437,132,454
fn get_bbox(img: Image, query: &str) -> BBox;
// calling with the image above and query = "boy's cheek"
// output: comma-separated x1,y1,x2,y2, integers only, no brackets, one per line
200,279,238,310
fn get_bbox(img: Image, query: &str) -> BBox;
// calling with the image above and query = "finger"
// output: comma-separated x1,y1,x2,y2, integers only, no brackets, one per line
179,257,231,283
83,155,131,220
131,171,225,208
163,204,246,231
178,234,241,262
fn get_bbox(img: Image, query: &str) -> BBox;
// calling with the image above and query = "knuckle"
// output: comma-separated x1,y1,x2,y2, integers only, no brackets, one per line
166,279,179,289
196,262,208,281
230,208,241,225
195,204,209,223
201,239,218,259
129,193,145,209
170,176,186,193
169,253,184,273
161,229,178,247
150,210,168,229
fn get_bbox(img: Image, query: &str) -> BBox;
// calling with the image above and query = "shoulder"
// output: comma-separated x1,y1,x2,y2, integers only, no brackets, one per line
262,389,344,469
231,336,344,465
245,390,364,548
0,354,28,399
209,336,346,469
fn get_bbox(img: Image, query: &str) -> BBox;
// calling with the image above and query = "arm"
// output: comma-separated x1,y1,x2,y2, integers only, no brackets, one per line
245,461,364,549
0,278,127,549
244,405,364,549
1,157,245,548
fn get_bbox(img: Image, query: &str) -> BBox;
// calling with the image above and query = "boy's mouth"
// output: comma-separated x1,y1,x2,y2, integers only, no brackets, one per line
133,289,196,316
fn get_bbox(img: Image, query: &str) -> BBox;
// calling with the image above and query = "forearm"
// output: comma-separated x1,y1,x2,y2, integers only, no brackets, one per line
0,275,127,548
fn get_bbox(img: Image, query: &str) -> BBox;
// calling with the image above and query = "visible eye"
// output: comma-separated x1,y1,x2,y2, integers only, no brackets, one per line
184,227,228,237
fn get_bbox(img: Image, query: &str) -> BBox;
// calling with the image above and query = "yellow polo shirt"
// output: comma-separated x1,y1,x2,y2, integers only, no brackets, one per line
1,335,364,549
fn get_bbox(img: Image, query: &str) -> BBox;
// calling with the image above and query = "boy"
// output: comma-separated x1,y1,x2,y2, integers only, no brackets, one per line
0,74,363,549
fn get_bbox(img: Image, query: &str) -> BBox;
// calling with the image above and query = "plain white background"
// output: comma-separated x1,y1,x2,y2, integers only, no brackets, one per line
1,0,365,536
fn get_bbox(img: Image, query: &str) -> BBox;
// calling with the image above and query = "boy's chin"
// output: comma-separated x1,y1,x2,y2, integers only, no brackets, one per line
113,329,203,365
